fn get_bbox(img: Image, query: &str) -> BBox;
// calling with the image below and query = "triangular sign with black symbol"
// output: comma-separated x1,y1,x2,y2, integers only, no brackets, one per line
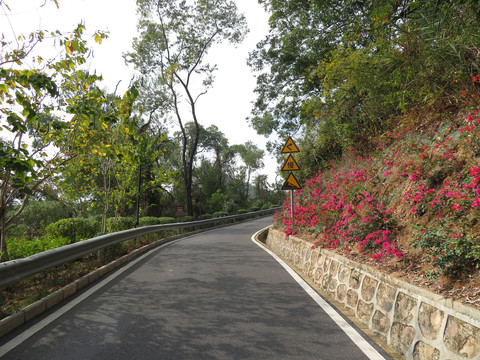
281,172,302,190
281,154,301,172
281,136,300,154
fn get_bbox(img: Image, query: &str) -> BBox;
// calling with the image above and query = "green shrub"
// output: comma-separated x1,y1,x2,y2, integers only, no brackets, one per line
46,218,100,243
106,217,136,233
8,235,70,260
8,200,73,240
209,189,225,213
237,209,248,214
199,214,213,220
412,223,480,278
181,216,195,223
224,201,238,215
156,217,176,224
213,211,228,218
139,217,176,226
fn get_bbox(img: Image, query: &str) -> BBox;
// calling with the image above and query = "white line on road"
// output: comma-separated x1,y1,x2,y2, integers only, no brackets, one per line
251,227,386,360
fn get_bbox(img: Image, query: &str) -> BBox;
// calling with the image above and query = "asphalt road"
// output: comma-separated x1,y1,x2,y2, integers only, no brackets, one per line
0,217,393,359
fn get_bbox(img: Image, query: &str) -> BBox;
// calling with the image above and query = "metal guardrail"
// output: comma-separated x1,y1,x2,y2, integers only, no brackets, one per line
0,208,280,288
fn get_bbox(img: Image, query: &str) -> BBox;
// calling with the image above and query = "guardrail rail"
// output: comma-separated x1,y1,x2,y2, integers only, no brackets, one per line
0,208,280,289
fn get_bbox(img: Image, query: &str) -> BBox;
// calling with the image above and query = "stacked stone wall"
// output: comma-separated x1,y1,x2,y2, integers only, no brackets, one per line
264,227,480,360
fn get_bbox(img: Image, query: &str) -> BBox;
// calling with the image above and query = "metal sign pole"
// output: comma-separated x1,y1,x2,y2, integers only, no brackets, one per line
290,190,294,218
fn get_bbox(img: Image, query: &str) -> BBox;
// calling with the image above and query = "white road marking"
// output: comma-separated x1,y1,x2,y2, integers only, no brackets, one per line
251,227,386,360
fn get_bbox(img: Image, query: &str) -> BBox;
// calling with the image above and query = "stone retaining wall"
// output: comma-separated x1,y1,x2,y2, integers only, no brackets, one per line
264,227,480,360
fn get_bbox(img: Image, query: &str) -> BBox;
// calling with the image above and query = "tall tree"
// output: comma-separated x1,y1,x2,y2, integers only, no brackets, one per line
125,0,248,216
235,141,264,201
201,124,236,190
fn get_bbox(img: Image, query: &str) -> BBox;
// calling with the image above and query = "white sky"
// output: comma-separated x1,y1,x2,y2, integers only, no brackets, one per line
0,0,279,182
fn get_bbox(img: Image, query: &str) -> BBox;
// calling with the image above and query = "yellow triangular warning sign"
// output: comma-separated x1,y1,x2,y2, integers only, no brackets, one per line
282,172,302,190
281,154,301,172
281,136,300,153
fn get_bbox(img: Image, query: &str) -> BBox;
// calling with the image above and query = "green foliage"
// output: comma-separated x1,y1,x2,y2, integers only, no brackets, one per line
213,211,228,218
7,235,70,260
208,189,225,213
138,217,176,226
250,0,480,173
224,200,239,215
411,223,480,278
46,218,100,243
181,216,195,223
249,205,261,212
106,217,136,233
8,200,73,240
0,20,111,260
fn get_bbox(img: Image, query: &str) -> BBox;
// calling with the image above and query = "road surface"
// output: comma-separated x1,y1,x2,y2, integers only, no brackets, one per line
0,217,393,359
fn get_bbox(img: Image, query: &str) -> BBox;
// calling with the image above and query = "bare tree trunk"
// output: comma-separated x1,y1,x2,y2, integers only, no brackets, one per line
0,206,8,262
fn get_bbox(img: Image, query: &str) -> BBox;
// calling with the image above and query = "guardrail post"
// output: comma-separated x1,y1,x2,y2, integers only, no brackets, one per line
97,233,104,261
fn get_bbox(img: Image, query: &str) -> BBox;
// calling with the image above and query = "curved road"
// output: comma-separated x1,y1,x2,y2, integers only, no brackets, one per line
0,217,393,359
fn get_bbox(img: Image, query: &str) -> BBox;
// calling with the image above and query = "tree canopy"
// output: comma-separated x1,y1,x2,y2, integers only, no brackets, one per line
249,0,480,174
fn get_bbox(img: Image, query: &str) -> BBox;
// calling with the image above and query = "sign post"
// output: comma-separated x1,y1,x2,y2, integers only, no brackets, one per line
280,136,301,218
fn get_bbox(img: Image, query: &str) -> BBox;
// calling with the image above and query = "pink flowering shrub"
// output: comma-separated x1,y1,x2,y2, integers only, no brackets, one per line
274,156,403,260
275,108,480,278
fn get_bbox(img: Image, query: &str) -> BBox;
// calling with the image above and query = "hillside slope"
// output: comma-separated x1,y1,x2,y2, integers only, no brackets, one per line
274,106,480,309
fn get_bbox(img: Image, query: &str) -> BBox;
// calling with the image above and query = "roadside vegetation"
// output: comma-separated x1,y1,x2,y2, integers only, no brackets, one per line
251,1,480,298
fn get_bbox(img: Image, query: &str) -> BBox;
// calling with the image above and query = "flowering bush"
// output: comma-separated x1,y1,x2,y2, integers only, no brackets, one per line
275,107,480,278
412,223,480,278
275,158,403,260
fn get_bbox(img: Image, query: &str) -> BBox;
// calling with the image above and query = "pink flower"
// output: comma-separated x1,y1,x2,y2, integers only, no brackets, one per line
472,198,480,208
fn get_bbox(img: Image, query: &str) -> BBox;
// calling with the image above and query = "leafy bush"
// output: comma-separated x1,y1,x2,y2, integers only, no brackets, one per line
209,189,225,213
199,214,213,220
261,203,270,210
8,235,70,260
224,201,238,215
213,211,228,218
8,200,73,240
181,216,195,223
46,218,100,243
157,217,177,224
139,217,176,226
412,223,480,278
237,209,248,214
106,217,136,233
